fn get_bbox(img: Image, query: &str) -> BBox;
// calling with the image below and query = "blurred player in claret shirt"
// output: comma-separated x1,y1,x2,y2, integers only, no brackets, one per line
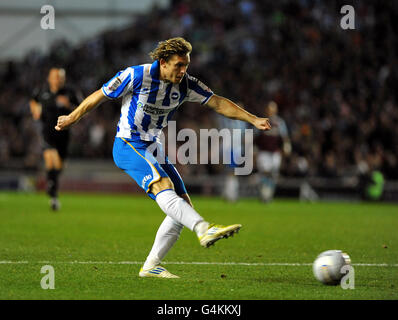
54,37,271,278
30,68,80,211
254,101,291,203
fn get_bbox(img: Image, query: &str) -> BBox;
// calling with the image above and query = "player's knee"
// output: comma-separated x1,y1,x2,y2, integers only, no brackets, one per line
151,177,174,196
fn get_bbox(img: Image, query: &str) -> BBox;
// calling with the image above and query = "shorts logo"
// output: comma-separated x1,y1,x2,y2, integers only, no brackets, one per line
171,92,179,100
142,174,152,187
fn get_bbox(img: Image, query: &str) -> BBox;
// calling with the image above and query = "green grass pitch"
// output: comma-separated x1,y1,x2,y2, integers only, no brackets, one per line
0,191,397,300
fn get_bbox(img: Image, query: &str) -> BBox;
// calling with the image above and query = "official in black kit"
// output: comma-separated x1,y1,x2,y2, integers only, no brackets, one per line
30,68,80,210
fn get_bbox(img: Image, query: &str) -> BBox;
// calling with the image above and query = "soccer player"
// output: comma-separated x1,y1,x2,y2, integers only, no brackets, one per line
254,101,291,202
55,38,271,278
30,68,80,211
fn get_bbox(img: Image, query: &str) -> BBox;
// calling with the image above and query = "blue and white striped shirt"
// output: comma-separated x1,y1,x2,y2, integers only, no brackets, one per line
102,60,214,141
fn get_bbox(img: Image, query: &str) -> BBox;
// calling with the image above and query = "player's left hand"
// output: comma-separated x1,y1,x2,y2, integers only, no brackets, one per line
253,117,271,130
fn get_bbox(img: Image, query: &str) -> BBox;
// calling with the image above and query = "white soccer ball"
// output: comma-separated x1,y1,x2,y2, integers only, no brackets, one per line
313,250,351,285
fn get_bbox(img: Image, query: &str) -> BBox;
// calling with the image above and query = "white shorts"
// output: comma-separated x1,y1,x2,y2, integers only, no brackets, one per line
256,151,281,174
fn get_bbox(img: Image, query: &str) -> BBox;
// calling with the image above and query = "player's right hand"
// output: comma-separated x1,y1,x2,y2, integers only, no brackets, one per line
55,115,72,131
253,117,271,131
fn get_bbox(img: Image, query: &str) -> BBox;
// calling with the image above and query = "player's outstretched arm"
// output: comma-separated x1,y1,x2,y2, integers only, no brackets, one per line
206,95,271,130
55,89,107,131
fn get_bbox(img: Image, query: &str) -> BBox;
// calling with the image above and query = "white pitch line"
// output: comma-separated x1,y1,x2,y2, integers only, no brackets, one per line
0,261,397,267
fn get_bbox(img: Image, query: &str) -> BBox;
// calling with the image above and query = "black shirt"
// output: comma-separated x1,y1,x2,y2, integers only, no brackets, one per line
32,86,79,140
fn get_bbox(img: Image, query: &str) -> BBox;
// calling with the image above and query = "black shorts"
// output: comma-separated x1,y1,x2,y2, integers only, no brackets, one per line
42,130,70,159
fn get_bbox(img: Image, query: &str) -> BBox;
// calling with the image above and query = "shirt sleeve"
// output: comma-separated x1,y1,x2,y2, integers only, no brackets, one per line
102,67,133,99
185,74,214,105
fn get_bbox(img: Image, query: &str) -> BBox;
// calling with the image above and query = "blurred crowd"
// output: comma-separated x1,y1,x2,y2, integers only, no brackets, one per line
0,0,397,179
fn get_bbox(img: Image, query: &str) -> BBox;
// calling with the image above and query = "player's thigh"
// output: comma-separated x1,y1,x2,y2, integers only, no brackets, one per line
43,149,63,170
113,137,170,197
52,150,63,170
43,149,54,169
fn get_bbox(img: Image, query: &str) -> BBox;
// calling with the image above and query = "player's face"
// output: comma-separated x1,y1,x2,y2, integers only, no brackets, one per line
48,68,65,90
266,102,278,117
160,54,190,84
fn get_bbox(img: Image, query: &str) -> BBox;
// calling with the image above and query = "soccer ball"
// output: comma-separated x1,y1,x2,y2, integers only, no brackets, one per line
313,250,351,285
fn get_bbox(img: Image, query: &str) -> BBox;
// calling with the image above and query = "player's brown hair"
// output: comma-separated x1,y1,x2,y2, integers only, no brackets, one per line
149,37,192,62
